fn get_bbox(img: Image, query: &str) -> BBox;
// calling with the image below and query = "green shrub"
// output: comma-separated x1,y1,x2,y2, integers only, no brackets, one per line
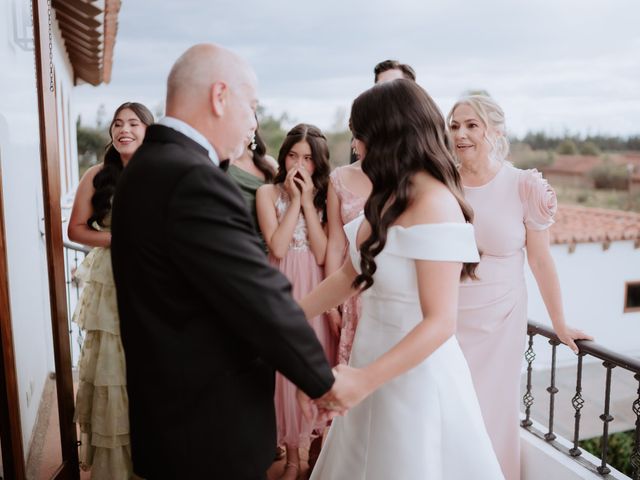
579,430,635,476
579,141,601,156
511,143,555,170
589,162,630,190
556,139,579,155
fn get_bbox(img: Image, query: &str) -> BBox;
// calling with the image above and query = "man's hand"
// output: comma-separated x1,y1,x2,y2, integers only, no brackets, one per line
314,365,375,416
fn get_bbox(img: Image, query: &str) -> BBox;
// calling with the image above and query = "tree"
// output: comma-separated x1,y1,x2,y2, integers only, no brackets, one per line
76,114,109,176
579,141,601,156
257,106,288,158
556,139,579,155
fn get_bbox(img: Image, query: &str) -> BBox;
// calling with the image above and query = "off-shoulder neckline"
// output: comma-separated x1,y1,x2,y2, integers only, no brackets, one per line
347,216,472,249
389,222,472,230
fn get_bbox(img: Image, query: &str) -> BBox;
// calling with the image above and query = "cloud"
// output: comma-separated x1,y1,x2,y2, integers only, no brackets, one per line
73,0,640,137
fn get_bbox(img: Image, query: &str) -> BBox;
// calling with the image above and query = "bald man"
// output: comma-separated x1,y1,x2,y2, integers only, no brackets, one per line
111,44,335,479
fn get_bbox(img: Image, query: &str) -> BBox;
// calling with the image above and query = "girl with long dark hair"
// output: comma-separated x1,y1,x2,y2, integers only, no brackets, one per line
256,124,336,479
68,102,153,479
299,80,503,479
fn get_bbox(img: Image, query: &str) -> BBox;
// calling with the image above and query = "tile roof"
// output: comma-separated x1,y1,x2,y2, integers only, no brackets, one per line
550,204,640,246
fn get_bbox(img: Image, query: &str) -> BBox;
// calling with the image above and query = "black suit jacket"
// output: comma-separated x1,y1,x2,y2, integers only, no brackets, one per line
111,125,334,479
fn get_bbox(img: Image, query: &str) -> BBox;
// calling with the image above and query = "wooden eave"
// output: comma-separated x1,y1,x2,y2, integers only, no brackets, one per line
52,0,120,86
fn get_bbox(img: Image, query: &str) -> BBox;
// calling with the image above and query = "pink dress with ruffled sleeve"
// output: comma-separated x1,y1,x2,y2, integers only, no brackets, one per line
456,163,557,480
329,167,366,364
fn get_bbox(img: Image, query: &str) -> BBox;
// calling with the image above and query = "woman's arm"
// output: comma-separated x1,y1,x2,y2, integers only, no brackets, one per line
299,259,358,319
326,258,462,409
256,180,301,259
325,182,348,275
67,164,111,248
324,181,348,334
526,228,592,352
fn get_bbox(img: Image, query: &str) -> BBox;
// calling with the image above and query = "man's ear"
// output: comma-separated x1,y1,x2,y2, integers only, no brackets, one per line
210,81,228,117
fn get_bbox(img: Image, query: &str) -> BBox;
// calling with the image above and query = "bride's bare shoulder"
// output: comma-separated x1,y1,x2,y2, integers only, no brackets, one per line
406,175,465,225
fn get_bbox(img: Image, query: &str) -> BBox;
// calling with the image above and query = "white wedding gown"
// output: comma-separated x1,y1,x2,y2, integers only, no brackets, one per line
311,217,505,480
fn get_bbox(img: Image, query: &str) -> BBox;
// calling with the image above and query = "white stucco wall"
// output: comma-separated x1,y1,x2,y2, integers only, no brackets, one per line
525,240,640,367
0,0,79,454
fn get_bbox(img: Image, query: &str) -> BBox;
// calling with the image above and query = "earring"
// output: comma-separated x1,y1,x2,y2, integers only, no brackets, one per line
249,135,257,151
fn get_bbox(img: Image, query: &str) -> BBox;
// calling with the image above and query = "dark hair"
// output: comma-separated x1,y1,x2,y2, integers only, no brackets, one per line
251,129,275,182
273,124,330,221
350,79,477,291
374,59,416,83
87,102,154,229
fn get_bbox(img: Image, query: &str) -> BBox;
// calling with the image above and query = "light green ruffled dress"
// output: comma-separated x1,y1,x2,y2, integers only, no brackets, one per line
73,213,132,479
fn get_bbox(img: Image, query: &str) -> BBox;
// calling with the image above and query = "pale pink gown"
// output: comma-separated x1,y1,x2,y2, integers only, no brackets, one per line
457,163,557,480
269,186,336,447
329,166,366,365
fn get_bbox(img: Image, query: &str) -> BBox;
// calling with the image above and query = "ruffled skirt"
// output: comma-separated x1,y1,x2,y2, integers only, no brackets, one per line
73,247,132,479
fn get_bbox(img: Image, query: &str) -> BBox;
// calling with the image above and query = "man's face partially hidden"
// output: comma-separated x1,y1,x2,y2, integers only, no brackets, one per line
223,78,258,161
376,68,405,84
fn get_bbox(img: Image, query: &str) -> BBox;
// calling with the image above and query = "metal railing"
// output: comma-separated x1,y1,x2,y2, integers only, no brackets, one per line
63,240,90,367
521,320,640,479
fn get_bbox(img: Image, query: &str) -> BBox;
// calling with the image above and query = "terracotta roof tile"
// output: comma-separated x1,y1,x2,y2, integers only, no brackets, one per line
550,204,640,245
543,154,640,176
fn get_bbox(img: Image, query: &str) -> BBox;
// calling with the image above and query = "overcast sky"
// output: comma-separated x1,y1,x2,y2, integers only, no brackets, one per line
73,0,640,137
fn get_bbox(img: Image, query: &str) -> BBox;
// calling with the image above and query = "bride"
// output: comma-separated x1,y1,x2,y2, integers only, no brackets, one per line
299,79,505,479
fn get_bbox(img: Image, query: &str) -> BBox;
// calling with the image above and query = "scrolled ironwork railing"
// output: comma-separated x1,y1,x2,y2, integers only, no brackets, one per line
521,320,640,479
63,240,90,367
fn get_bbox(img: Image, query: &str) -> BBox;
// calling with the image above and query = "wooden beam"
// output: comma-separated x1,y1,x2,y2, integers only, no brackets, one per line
54,8,101,37
54,0,102,18
58,28,102,52
51,0,101,30
32,0,80,478
66,41,102,61
73,63,102,86
57,20,102,45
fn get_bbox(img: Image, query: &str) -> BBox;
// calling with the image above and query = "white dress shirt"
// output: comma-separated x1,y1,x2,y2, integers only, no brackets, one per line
157,116,220,166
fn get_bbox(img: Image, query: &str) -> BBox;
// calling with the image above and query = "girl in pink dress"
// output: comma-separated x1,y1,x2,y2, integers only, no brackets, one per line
325,160,371,364
256,124,336,480
448,95,592,480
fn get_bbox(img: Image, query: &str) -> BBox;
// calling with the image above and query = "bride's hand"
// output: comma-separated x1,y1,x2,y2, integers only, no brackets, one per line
316,365,375,414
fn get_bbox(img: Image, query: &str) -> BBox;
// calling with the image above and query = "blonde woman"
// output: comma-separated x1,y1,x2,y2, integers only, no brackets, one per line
448,95,592,480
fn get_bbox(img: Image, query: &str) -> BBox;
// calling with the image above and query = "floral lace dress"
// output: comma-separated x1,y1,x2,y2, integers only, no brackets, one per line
329,167,367,364
269,185,336,447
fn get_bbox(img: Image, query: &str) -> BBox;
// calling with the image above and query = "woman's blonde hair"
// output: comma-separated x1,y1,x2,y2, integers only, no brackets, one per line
447,95,509,162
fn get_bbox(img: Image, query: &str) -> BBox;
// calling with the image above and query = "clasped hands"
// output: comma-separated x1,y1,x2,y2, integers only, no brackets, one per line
297,364,373,422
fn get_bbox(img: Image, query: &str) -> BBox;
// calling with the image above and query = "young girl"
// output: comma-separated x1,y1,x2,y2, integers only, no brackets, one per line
256,123,336,480
69,102,154,479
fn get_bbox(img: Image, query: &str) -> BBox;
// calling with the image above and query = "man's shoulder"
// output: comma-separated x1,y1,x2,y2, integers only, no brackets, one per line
137,126,211,166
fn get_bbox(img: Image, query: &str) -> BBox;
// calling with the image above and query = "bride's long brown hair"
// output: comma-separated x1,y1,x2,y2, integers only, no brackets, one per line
350,79,477,291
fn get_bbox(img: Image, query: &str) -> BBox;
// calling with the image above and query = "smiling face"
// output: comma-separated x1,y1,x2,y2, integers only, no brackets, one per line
449,104,493,163
284,140,315,175
110,108,148,161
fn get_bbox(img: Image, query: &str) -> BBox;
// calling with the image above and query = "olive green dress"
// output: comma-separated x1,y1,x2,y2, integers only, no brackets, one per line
228,164,268,251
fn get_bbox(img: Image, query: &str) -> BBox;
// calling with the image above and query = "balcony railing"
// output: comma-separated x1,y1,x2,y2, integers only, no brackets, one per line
63,240,89,367
521,320,640,479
